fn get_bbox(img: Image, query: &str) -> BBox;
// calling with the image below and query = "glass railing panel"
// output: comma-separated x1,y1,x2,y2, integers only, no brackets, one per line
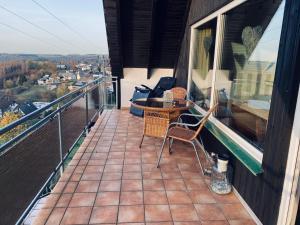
0,118,60,225
61,96,87,157
87,85,100,124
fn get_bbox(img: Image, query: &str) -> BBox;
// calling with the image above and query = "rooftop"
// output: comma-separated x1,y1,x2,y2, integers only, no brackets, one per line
27,110,255,225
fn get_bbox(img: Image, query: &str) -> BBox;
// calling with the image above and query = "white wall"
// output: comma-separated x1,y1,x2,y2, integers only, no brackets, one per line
121,68,173,108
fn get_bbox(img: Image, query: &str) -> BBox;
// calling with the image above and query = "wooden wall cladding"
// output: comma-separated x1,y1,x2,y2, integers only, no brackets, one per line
103,0,190,77
174,0,300,224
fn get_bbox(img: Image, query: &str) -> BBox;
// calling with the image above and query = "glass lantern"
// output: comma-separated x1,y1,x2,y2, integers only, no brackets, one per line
210,155,232,194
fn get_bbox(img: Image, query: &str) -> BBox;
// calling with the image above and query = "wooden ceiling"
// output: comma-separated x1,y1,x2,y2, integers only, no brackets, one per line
103,0,190,78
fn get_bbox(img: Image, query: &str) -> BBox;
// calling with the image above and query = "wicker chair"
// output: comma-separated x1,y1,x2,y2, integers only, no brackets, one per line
170,87,187,99
156,104,218,175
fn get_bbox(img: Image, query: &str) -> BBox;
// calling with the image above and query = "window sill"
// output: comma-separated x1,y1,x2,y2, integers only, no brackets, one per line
189,107,263,176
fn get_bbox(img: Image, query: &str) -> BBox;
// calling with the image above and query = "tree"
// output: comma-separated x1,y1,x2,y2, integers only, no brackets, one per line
56,84,69,98
3,79,15,89
0,112,27,144
17,75,27,86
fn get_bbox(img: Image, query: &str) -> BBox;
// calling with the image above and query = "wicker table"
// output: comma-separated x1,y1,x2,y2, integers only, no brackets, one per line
131,98,192,147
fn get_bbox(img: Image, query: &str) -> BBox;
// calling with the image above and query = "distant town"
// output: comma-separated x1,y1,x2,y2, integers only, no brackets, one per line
0,53,111,118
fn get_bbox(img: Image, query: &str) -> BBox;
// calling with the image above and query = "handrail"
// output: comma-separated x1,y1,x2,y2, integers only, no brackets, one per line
0,76,118,155
0,77,102,135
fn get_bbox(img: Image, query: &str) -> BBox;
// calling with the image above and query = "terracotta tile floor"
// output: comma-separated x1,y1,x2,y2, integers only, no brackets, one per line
28,110,256,225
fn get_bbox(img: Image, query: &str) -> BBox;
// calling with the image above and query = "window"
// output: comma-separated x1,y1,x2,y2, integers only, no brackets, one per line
189,0,285,153
189,19,217,110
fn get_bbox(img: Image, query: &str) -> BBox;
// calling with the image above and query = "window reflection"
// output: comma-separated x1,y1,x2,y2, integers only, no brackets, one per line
214,0,285,150
190,19,217,110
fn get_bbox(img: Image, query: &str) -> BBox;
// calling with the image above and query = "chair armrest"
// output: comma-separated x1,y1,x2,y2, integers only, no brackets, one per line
177,113,203,122
168,121,200,128
141,85,152,90
135,86,151,93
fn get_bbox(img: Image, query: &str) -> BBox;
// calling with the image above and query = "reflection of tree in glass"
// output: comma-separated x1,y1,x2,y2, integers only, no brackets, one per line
0,112,27,144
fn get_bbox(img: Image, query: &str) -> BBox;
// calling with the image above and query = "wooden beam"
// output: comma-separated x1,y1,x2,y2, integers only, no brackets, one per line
115,0,124,79
103,0,123,79
173,0,191,77
147,0,158,79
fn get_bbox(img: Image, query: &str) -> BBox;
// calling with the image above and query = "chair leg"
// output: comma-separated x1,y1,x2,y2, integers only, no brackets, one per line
169,138,174,154
156,135,168,168
195,139,211,165
139,134,144,148
190,141,205,176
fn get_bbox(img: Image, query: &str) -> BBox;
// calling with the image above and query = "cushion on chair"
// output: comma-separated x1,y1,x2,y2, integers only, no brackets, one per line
168,126,196,141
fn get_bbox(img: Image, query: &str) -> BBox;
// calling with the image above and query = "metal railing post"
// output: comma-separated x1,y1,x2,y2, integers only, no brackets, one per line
98,80,102,116
57,103,64,174
115,78,118,108
104,77,107,107
85,87,89,136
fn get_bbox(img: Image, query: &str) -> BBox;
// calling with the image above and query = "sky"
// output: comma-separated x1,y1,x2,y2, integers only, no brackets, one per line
0,0,108,55
248,0,285,63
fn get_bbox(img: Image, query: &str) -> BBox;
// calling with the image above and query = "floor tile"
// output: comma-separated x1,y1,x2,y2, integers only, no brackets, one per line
95,191,120,206
143,180,165,191
52,181,67,193
219,204,251,220
188,190,216,204
43,194,60,208
166,191,192,204
120,191,143,205
145,205,172,222
162,172,182,179
123,164,142,172
147,222,173,225
194,204,226,221
85,165,104,173
56,194,72,207
70,173,82,182
201,221,229,225
61,207,92,224
118,205,145,223
31,209,52,225
184,179,207,190
106,158,124,165
76,181,99,192
142,164,157,172
104,164,123,173
122,180,143,191
69,192,96,207
45,207,66,225
81,173,102,181
123,172,143,180
174,222,201,225
143,171,162,179
228,220,256,225
169,204,199,221
164,179,187,191
144,191,168,204
99,180,121,191
63,182,78,193
89,206,118,224
213,193,240,204
102,172,122,180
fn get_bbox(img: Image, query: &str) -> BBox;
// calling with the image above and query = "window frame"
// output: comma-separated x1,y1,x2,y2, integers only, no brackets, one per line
187,0,284,163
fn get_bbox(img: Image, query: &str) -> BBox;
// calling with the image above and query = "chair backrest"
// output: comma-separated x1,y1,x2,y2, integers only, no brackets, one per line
171,87,187,99
191,104,218,140
150,77,176,98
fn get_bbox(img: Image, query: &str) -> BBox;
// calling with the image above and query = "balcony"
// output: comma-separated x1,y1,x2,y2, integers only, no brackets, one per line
25,109,255,225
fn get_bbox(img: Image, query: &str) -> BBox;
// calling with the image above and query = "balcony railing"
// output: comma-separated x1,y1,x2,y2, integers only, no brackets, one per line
0,76,118,225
